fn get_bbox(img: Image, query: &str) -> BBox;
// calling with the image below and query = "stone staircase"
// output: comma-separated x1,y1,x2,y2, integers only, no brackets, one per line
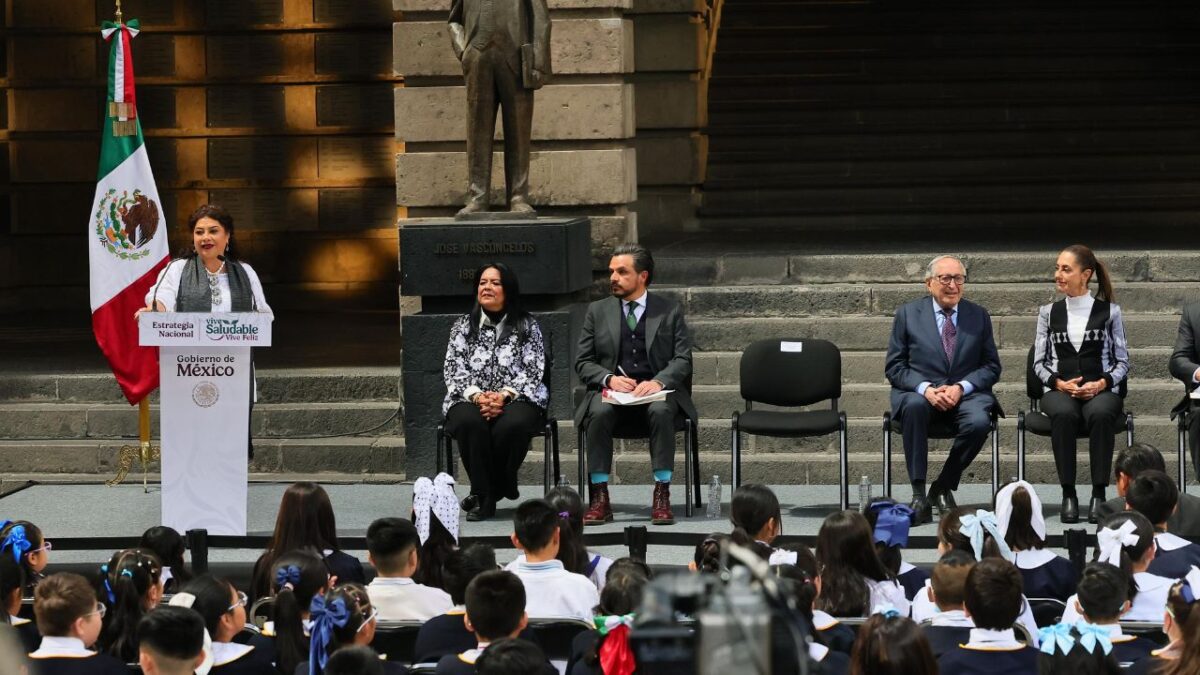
0,368,404,479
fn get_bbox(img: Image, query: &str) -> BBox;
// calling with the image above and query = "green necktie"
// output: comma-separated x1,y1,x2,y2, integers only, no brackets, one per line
626,301,638,331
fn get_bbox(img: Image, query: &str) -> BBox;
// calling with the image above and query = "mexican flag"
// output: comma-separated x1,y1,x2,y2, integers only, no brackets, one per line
88,18,169,405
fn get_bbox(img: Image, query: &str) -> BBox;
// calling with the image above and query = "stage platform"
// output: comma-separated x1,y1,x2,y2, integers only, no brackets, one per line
0,480,1090,568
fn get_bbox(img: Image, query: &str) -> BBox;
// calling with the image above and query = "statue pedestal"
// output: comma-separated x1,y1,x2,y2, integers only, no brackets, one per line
398,216,592,478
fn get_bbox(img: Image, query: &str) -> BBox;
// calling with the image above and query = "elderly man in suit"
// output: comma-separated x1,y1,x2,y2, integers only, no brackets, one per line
886,255,1002,524
1171,301,1200,480
574,243,696,526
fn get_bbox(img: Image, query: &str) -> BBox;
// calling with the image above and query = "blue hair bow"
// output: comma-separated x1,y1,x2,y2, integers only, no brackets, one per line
870,503,914,548
100,564,116,604
871,604,902,619
1,525,31,564
1076,622,1114,655
275,565,301,590
308,595,350,675
958,510,1014,561
1038,623,1075,655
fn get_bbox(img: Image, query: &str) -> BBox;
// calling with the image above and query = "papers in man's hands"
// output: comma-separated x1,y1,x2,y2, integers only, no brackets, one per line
602,388,674,406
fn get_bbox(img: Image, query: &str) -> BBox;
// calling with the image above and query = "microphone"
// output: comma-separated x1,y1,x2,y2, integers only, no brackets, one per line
149,257,186,313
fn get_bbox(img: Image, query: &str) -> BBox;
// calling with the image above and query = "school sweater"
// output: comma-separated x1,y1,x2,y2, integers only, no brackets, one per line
812,610,856,655
1146,532,1200,581
922,609,974,658
27,636,131,675
897,561,931,601
1012,549,1079,601
936,628,1039,675
911,579,1040,647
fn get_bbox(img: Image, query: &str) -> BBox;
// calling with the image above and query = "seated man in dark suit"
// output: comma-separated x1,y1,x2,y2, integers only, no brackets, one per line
1172,301,1200,478
574,243,697,525
1093,443,1200,537
885,256,1002,524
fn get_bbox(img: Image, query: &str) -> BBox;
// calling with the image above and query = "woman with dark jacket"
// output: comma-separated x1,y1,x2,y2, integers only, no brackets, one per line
1033,244,1130,525
442,262,548,521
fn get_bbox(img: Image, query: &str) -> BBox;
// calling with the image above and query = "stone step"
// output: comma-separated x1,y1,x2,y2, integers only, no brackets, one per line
0,368,401,404
0,403,401,440
688,382,1186,420
0,437,405,476
692,212,1200,235
690,314,1183,351
659,282,1200,318
693,347,1177,386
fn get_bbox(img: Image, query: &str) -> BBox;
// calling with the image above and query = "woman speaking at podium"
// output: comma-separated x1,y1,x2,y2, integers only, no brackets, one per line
443,263,549,521
137,204,272,316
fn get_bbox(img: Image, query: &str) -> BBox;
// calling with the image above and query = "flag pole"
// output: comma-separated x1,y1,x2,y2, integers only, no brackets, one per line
115,0,122,23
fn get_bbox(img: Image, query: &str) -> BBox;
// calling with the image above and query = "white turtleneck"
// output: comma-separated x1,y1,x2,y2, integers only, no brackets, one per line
1065,291,1095,351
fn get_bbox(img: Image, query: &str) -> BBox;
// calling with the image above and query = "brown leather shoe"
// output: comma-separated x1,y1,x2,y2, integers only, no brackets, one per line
584,482,614,525
651,482,675,525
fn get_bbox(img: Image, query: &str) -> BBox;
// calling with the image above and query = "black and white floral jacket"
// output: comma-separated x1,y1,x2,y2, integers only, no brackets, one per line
441,312,549,415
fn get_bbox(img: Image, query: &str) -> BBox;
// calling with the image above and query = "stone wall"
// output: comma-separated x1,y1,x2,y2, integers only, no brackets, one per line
392,0,640,268
0,0,401,312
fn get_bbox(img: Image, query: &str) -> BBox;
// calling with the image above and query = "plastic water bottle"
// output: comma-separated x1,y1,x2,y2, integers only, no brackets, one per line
858,475,872,511
558,475,572,489
707,476,722,518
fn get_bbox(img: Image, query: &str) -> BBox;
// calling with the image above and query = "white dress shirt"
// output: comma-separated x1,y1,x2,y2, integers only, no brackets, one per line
367,576,454,622
511,559,600,622
917,297,975,396
145,259,273,317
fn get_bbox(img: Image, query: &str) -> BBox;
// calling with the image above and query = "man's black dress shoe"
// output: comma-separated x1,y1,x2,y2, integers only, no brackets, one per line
1061,495,1079,524
1087,497,1104,524
466,498,495,522
931,488,957,515
909,495,932,525
460,494,480,512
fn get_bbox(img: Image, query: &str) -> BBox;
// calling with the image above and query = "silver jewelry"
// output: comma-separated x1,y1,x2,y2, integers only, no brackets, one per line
206,260,226,307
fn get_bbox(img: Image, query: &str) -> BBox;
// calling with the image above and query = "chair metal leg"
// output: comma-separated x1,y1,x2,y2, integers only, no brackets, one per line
839,413,849,511
691,421,702,509
577,425,588,501
990,419,1000,498
882,413,893,498
731,413,741,489
1017,412,1026,483
543,428,552,494
1127,413,1135,447
684,423,694,518
436,424,445,476
1180,411,1189,495
551,420,561,487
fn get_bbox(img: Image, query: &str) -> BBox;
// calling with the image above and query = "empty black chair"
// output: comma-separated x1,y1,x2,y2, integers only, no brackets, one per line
731,338,849,509
1027,598,1067,628
576,383,702,517
372,620,424,663
1016,346,1133,481
525,618,594,663
881,408,1003,498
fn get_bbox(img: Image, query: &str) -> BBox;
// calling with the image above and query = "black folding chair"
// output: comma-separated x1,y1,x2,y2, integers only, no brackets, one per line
247,595,275,631
731,338,849,510
525,617,595,663
1174,394,1192,494
881,406,1003,498
371,620,424,663
1120,621,1169,646
436,415,561,492
1016,346,1133,482
1027,598,1067,628
576,384,702,517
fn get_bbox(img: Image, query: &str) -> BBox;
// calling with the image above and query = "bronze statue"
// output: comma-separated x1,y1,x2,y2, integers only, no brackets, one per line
449,0,551,218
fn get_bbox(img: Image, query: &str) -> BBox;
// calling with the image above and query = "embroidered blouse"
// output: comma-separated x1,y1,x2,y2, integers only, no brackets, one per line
442,313,549,415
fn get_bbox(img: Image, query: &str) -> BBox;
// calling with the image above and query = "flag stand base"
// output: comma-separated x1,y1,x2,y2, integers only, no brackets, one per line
106,398,160,492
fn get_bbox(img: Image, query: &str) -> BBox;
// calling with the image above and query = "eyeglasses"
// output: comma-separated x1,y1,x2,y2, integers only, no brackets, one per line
33,541,52,554
227,591,248,613
934,275,966,287
85,602,107,620
356,608,378,633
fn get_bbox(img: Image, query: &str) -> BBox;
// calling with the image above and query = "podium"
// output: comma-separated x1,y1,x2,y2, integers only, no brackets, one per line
139,312,272,535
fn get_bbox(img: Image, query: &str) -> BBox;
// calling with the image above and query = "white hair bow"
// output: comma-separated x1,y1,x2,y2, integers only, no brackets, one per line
168,593,214,675
1096,520,1140,566
413,472,460,545
995,480,1046,542
959,509,1014,561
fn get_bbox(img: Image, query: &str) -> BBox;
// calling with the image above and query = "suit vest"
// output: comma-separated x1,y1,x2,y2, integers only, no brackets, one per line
618,306,654,381
1047,299,1111,383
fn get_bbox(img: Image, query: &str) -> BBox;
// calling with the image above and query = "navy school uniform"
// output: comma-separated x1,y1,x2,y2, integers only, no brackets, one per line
1013,549,1079,602
812,610,856,655
1127,650,1173,675
11,613,41,652
921,609,974,659
27,636,131,675
295,659,407,675
1112,634,1159,668
936,628,1038,675
210,641,276,675
1146,532,1200,581
897,562,930,602
810,643,849,675
436,645,554,675
413,609,540,665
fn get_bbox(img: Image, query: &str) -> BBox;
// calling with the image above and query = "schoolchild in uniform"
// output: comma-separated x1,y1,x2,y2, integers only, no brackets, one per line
1071,562,1157,668
1036,622,1122,675
729,484,799,566
0,520,50,593
1127,470,1200,580
297,583,404,675
94,548,163,663
995,481,1079,601
793,544,856,655
136,606,208,675
920,550,976,658
416,544,497,665
937,558,1039,675
1128,567,1200,675
506,487,615,591
267,550,331,675
863,497,928,601
176,575,276,675
815,510,909,617
26,573,129,675
848,612,937,675
435,571,529,675
1,553,38,651
1061,511,1174,625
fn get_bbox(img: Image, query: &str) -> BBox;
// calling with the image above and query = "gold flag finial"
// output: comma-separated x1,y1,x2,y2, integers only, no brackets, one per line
115,0,122,23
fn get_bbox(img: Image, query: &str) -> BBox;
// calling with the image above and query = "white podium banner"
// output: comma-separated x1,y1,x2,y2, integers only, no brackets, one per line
140,313,272,536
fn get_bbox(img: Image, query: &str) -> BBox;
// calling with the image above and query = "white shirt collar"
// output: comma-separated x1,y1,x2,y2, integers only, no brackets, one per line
808,642,830,662
933,297,958,316
370,576,416,586
1065,291,1095,310
898,561,916,575
811,610,838,630
9,614,30,626
517,559,565,572
1095,623,1125,638
932,610,974,627
211,642,255,666
479,312,506,330
31,636,94,658
965,627,1023,650
623,290,648,310
1135,571,1175,592
1156,532,1192,552
1013,548,1058,569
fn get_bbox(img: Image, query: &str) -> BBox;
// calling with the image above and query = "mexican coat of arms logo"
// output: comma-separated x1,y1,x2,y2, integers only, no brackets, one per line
95,188,160,260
